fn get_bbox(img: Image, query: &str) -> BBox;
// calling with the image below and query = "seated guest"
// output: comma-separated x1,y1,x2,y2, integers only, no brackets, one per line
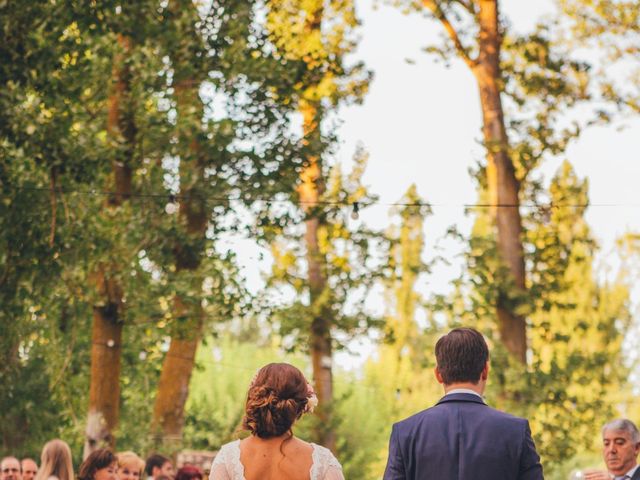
1,457,21,480
144,456,173,480
20,459,37,480
174,467,202,480
584,418,640,480
117,453,144,480
78,449,118,480
34,440,73,480
209,362,343,480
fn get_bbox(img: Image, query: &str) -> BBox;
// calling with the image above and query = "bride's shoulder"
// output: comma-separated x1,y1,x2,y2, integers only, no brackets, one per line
213,440,241,462
309,443,342,468
308,443,344,480
219,439,241,450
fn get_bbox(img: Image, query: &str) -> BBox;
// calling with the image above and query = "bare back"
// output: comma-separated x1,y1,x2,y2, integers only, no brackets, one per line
240,436,313,480
209,436,344,480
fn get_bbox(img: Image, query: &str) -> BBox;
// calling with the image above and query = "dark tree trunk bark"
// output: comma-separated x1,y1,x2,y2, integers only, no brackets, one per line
298,99,335,451
85,34,135,457
472,0,527,363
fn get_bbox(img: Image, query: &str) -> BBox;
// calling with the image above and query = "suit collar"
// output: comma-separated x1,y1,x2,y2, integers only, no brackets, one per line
436,392,486,406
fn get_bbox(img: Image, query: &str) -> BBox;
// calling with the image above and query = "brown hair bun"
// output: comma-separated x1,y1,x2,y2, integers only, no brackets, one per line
242,363,310,438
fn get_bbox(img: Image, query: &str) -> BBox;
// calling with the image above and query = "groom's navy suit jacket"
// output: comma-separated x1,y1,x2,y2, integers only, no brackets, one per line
383,393,543,480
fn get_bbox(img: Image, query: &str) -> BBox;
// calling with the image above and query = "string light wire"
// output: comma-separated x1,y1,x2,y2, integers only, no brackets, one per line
4,185,640,209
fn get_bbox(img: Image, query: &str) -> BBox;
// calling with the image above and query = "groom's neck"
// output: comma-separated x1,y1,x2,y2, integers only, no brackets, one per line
443,381,485,396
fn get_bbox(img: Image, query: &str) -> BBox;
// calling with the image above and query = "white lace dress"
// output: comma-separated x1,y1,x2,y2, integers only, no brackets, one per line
209,439,345,480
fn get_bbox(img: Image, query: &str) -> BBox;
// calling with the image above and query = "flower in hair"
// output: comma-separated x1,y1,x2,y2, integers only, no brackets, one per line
304,383,318,413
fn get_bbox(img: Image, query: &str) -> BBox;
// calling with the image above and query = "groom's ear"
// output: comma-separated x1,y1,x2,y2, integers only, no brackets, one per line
480,361,489,381
434,367,444,385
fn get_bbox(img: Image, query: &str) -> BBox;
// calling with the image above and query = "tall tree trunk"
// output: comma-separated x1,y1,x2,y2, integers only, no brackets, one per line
152,298,203,450
85,34,135,457
298,99,335,452
472,0,527,362
151,1,207,448
86,274,123,457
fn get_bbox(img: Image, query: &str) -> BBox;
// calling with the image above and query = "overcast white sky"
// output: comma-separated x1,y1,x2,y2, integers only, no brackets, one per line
338,0,640,248
325,0,640,368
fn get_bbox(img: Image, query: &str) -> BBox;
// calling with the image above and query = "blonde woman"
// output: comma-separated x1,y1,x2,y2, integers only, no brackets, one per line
34,439,74,480
117,452,145,480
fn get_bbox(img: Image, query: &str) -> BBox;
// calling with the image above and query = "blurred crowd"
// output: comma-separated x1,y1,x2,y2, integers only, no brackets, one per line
1,442,205,480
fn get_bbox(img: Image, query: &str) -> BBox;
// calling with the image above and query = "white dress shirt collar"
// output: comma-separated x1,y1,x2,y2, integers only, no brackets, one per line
445,388,483,399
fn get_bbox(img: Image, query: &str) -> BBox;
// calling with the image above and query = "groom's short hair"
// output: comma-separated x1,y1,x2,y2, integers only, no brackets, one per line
435,328,489,384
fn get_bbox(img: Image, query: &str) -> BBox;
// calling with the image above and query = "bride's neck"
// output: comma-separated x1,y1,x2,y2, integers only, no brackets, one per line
250,432,294,444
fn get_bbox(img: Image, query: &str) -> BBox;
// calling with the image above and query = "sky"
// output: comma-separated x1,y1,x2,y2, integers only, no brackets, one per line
337,0,640,253
227,0,640,370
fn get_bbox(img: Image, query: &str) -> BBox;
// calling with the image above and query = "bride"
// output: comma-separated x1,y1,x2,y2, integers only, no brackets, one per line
209,363,344,480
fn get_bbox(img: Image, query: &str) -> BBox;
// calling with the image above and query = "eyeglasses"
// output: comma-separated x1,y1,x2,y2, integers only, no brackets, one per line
2,469,20,474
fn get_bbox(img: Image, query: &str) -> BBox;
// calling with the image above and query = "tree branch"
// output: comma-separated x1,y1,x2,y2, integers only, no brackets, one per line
423,0,478,69
456,0,476,15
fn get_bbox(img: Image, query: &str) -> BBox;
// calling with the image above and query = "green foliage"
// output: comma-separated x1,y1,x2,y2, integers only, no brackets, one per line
558,0,640,115
522,161,631,469
501,26,590,180
265,149,385,349
437,161,632,475
0,0,309,454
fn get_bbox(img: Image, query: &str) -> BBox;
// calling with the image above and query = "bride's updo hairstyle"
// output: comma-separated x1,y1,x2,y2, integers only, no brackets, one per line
243,363,311,439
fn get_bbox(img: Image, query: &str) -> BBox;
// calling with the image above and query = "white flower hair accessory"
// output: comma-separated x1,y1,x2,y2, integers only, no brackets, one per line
304,382,318,413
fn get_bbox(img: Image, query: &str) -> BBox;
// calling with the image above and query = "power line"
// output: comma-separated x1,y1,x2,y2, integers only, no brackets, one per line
4,185,640,209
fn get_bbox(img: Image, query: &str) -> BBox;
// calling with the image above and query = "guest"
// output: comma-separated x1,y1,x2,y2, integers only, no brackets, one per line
209,362,343,480
584,418,640,480
20,459,37,480
117,453,144,480
144,456,173,480
1,457,21,480
78,449,117,480
34,439,74,480
174,466,201,480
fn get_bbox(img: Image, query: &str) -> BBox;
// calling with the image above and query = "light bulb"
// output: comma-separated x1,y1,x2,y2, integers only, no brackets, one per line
351,202,360,220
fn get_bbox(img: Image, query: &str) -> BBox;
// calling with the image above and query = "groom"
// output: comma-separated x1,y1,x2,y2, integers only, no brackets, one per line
383,327,543,480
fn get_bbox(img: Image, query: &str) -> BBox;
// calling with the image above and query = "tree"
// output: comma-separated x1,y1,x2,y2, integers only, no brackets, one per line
0,0,302,454
523,161,631,470
263,0,371,449
422,0,529,361
150,0,305,449
390,0,590,363
86,17,137,457
0,1,132,453
558,0,640,115
265,148,381,450
357,186,441,477
368,185,440,420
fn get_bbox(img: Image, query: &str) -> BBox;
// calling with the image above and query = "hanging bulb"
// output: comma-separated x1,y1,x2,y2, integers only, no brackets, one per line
351,202,360,220
165,194,178,214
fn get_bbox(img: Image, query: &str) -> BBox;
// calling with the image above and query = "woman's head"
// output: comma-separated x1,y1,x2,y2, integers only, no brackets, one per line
174,466,202,480
78,449,117,480
35,439,74,480
117,452,144,480
242,363,316,439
